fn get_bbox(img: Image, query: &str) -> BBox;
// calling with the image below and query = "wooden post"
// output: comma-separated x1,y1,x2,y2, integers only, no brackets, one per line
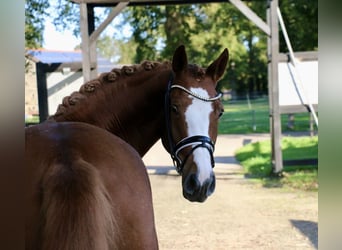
268,0,283,174
87,4,97,79
79,3,129,83
80,3,92,83
36,63,48,122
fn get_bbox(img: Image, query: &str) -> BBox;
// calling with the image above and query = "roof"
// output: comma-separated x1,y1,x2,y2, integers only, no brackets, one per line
69,0,232,6
26,50,83,64
26,49,117,73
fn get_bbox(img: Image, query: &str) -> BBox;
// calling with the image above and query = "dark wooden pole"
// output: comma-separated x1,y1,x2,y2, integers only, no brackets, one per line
87,4,98,80
36,63,48,122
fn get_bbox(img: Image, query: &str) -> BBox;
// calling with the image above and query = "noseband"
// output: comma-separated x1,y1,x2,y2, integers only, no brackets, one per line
165,75,222,174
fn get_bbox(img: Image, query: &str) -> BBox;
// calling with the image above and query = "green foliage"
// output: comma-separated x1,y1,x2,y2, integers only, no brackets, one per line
25,0,81,49
25,1,318,95
122,6,165,62
161,5,195,60
25,0,50,48
279,0,318,52
96,35,138,64
25,115,40,124
282,136,318,159
235,136,318,191
51,0,80,37
187,4,248,66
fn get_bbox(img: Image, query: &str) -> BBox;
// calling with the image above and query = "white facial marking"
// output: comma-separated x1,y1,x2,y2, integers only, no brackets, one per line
185,87,213,185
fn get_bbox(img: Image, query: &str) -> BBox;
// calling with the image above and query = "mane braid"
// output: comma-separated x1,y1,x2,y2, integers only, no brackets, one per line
50,60,171,119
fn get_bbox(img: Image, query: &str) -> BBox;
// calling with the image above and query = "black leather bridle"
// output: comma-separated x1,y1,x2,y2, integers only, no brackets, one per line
164,75,222,174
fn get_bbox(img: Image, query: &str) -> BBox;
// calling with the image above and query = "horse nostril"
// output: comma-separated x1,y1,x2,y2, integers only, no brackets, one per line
207,174,216,196
184,174,200,195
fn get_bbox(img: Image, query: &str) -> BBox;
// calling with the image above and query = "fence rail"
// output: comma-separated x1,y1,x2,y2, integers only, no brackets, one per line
219,98,318,135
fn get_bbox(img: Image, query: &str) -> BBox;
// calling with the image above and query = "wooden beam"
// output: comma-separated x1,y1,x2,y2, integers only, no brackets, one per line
278,51,318,63
40,62,96,73
70,0,227,4
279,104,318,114
89,2,129,45
87,5,98,79
36,63,49,122
229,0,270,36
267,2,272,123
70,0,260,7
71,0,128,3
268,0,283,174
80,3,92,83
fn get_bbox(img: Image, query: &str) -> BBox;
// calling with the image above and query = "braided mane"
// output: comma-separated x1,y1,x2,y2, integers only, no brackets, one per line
48,60,207,121
49,60,171,119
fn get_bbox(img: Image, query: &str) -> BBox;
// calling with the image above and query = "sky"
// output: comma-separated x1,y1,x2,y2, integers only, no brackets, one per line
42,6,132,51
43,20,80,51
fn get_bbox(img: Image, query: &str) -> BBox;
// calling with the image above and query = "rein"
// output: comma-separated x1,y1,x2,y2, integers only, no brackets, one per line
165,75,221,174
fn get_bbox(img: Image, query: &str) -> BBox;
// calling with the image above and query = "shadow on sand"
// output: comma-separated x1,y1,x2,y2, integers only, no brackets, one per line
290,219,318,249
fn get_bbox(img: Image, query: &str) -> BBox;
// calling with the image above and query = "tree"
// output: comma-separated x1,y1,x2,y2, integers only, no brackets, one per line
233,1,268,97
161,5,195,60
121,6,164,63
96,35,137,64
25,0,82,48
25,0,317,96
279,0,318,52
51,0,80,37
25,0,50,48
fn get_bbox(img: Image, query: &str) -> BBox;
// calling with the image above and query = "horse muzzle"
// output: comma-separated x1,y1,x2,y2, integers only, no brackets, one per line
182,172,216,202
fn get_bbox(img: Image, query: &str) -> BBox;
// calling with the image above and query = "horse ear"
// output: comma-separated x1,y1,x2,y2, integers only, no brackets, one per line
206,48,229,83
172,45,188,73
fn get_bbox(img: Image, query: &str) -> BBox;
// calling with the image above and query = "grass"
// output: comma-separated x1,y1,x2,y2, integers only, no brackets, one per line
235,136,318,191
25,115,40,124
218,98,317,134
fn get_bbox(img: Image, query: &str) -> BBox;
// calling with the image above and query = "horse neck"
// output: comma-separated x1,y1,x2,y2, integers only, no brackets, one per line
110,69,171,155
50,64,171,156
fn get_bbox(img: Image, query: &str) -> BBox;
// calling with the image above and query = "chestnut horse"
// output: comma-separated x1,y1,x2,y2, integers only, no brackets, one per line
26,122,158,250
26,45,228,249
50,45,229,202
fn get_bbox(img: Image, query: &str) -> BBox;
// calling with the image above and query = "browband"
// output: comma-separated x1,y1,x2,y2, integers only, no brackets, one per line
171,85,222,102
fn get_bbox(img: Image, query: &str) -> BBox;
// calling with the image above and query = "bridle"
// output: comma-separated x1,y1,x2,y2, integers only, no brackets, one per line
164,74,222,174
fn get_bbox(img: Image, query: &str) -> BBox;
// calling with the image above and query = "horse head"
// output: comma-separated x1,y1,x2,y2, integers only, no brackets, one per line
163,45,229,202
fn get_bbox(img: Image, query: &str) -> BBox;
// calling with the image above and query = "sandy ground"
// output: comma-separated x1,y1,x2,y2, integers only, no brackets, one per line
143,134,318,250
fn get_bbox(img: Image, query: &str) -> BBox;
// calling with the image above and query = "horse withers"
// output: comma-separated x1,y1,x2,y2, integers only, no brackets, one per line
25,122,158,250
50,45,229,203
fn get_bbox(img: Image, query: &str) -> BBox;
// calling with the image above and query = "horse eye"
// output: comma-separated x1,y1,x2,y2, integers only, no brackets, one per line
171,105,178,114
218,109,224,118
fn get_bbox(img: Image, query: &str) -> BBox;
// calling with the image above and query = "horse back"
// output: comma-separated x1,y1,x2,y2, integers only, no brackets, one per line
25,122,158,250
